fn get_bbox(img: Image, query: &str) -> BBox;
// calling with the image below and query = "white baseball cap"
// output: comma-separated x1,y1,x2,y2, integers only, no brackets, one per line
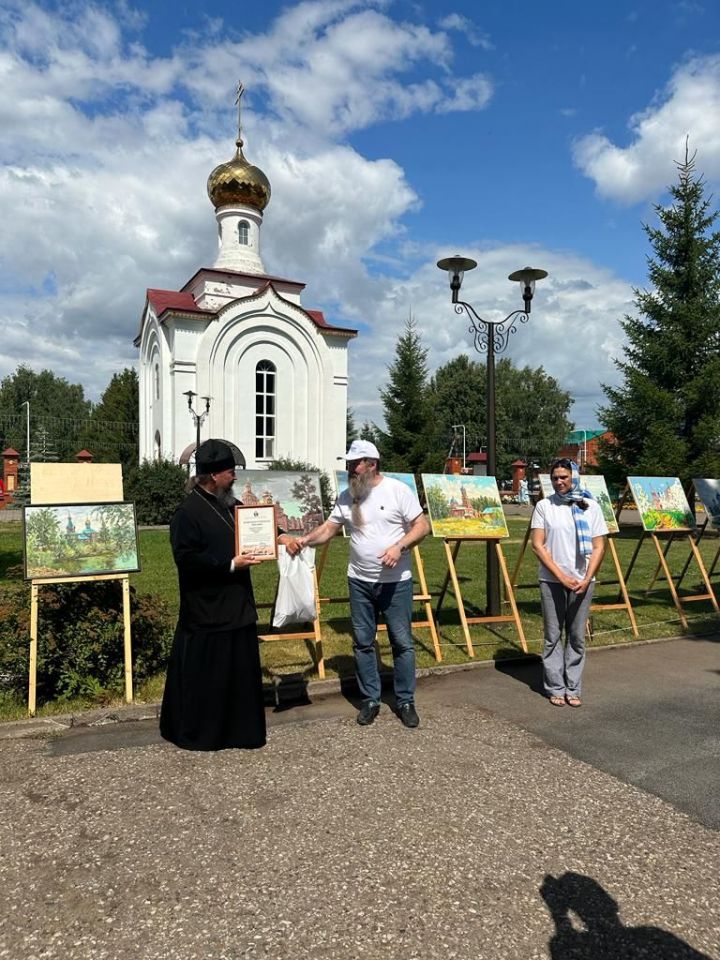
338,439,380,461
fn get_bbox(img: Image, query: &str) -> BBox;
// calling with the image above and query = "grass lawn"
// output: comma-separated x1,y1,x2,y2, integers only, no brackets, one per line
2,517,719,717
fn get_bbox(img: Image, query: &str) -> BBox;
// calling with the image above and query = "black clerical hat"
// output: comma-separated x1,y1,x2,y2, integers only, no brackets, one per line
196,439,235,474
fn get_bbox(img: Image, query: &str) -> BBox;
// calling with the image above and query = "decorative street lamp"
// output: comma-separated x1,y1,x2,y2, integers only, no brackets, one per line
436,256,548,615
183,390,212,470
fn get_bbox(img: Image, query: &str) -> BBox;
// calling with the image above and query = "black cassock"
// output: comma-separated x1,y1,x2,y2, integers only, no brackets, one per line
160,486,266,750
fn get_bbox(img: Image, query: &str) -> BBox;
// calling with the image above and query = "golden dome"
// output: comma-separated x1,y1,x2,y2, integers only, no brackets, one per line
207,138,271,211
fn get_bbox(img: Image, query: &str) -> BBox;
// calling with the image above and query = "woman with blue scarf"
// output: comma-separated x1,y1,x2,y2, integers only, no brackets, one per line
530,459,608,707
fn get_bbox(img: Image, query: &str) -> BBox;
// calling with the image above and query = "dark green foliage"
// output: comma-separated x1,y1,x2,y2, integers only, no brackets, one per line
425,355,573,478
0,365,92,461
83,368,139,472
599,149,720,493
346,408,358,447
376,317,432,472
0,573,172,705
125,458,188,525
267,457,333,517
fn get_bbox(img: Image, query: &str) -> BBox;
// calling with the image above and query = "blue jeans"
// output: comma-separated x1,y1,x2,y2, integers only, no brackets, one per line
348,577,416,707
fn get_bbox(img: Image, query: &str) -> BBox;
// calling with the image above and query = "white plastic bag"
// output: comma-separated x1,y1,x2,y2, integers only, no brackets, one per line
272,545,317,627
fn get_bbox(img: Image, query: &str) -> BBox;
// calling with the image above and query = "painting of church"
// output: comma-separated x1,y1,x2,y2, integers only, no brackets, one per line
237,470,324,537
135,89,356,477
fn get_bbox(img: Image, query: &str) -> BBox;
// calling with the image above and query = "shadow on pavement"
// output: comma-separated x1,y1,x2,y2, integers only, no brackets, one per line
493,652,544,696
540,871,713,959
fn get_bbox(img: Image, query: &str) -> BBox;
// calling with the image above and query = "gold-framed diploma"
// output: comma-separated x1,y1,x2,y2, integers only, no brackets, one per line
234,504,278,560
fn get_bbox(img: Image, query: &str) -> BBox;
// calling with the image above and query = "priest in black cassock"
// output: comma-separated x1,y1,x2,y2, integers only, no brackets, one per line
160,439,299,751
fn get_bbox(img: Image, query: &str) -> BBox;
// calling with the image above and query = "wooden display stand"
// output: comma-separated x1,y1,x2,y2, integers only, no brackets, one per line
619,483,719,631
26,464,133,717
314,541,442,662
622,529,719,631
435,538,527,656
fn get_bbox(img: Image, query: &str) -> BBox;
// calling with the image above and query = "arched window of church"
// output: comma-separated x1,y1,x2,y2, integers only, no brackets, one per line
154,431,162,460
154,363,160,400
255,360,275,459
238,220,250,245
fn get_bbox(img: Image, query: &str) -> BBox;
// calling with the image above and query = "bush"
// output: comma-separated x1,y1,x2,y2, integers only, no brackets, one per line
0,574,173,706
125,458,188,525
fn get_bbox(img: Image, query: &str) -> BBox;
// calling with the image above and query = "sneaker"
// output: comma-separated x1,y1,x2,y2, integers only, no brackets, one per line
398,702,420,728
357,701,380,726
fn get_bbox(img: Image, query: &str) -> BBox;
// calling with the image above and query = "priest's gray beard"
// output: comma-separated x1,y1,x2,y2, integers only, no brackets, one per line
216,486,236,509
349,471,373,527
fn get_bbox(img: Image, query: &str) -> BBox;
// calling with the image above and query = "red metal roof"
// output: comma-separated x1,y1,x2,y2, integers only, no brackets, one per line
147,289,214,318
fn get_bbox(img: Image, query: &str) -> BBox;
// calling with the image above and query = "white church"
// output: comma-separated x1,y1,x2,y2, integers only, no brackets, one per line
135,94,356,476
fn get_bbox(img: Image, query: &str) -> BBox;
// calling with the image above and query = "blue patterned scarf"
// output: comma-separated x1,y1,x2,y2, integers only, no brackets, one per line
555,461,594,557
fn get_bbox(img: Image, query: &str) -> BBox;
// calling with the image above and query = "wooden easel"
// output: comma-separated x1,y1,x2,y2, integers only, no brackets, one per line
435,538,527,656
624,530,719,631
257,552,326,679
29,573,132,717
26,463,134,717
314,540,442,662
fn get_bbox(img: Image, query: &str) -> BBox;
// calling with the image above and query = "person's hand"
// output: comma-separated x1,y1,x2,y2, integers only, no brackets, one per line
560,574,581,590
572,577,591,595
378,543,403,568
232,552,262,569
279,534,302,557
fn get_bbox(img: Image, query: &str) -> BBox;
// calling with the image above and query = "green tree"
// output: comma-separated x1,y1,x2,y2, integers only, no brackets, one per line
599,148,720,495
83,368,139,472
0,365,91,461
346,408,358,447
495,359,573,477
125,459,188,525
424,355,573,478
376,317,431,472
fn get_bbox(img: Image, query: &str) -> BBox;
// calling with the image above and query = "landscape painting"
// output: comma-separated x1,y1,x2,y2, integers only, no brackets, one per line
24,502,139,581
539,473,619,534
421,475,508,539
334,471,419,497
693,478,720,530
628,477,695,532
236,470,324,537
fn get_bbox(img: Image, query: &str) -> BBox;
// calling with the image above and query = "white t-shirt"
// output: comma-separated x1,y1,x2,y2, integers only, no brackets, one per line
530,494,608,582
329,475,423,583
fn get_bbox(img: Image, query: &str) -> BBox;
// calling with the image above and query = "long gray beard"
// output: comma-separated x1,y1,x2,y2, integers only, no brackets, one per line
349,472,373,528
216,487,236,509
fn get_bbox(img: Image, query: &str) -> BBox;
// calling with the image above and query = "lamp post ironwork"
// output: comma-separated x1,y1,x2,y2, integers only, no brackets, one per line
183,390,212,470
436,256,548,615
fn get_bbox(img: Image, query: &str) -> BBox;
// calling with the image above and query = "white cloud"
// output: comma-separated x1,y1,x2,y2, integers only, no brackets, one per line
437,13,493,50
346,245,635,431
574,54,720,203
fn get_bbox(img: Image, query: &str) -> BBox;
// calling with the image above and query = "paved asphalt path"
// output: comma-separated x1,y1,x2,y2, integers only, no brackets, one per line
44,635,719,830
1,636,717,960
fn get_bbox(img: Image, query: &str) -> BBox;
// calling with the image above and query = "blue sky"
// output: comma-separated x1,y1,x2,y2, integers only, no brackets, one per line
1,0,719,439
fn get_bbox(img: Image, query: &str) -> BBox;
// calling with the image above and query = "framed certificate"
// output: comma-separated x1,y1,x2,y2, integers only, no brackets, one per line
234,504,278,560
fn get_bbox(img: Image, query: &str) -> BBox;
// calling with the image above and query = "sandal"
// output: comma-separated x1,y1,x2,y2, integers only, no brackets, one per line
549,696,565,707
566,695,582,708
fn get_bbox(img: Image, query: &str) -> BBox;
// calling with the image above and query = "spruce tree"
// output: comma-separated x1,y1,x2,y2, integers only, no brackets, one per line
600,148,720,493
376,317,430,473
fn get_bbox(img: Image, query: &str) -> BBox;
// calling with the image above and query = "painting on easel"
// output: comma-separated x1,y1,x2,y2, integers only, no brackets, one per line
693,478,720,530
627,477,695,532
421,475,508,538
334,471,419,497
236,470,324,537
23,502,140,580
539,473,619,534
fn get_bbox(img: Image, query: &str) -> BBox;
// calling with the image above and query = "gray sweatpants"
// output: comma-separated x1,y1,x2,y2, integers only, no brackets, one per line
539,580,595,697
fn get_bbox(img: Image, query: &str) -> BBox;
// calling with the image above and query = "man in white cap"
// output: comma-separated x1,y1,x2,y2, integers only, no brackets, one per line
297,440,430,727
